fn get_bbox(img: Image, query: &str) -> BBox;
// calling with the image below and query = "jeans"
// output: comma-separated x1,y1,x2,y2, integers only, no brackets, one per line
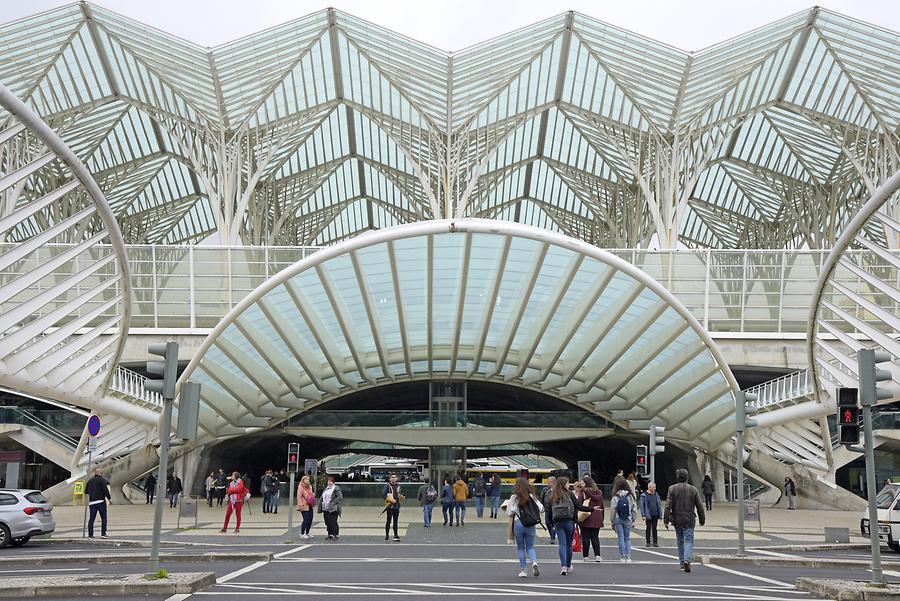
263,491,274,513
272,490,280,513
422,503,433,526
324,510,340,537
555,518,576,567
704,493,713,510
545,509,556,541
581,526,601,558
645,517,659,545
614,521,632,558
490,496,501,517
513,518,537,569
454,501,466,524
474,496,485,517
787,492,796,509
300,509,313,535
442,503,452,524
169,492,179,508
206,488,214,507
88,502,107,537
675,526,695,564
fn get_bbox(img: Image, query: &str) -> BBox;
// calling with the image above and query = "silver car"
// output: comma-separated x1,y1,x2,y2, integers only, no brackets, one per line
0,489,55,548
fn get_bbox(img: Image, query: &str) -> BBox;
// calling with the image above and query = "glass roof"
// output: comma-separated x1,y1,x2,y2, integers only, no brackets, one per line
185,221,737,448
1,4,897,248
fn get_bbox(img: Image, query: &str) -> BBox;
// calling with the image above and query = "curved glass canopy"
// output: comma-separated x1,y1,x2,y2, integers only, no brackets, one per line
183,220,738,449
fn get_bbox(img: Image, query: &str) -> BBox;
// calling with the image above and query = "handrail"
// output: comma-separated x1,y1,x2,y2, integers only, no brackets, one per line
744,370,813,409
109,365,163,407
0,407,79,449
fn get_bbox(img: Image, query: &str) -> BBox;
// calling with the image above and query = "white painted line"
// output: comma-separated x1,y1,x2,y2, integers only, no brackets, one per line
882,569,900,578
747,549,799,558
163,594,192,601
217,560,269,583
632,546,794,588
0,568,89,573
273,543,310,559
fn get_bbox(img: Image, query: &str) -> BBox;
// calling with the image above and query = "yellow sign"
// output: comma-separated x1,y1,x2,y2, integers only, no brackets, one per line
73,481,84,495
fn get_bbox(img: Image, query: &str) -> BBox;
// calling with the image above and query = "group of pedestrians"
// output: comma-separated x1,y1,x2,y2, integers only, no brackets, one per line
426,474,503,527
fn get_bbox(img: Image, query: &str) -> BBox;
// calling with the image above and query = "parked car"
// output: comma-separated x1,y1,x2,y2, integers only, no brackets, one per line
861,482,900,552
0,489,55,548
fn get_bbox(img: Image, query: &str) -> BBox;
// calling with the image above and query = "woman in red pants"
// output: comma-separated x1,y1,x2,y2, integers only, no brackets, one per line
220,471,247,533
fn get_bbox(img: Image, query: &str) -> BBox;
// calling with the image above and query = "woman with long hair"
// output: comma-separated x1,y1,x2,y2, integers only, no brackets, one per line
611,478,637,561
578,476,605,562
505,477,543,578
296,475,316,539
549,476,593,575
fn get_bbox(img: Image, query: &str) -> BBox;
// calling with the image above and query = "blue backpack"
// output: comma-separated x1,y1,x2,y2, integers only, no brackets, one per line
615,494,631,521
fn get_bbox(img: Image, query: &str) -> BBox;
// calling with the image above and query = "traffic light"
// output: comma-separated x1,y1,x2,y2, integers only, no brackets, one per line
636,445,649,476
837,387,860,445
287,443,300,473
736,390,758,432
145,341,179,400
649,425,665,454
858,348,893,407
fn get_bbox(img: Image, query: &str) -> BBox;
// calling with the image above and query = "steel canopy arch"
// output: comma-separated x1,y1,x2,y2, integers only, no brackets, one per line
180,219,739,448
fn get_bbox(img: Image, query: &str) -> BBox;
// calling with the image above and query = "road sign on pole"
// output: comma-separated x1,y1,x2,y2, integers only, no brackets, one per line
87,415,101,437
577,460,591,479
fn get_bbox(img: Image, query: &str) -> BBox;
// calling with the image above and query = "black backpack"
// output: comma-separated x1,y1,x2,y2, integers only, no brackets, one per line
517,497,542,528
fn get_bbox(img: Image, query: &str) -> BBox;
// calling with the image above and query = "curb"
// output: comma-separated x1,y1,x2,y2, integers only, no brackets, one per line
757,543,872,552
45,537,206,548
0,552,272,566
797,577,900,600
698,554,873,569
0,572,216,598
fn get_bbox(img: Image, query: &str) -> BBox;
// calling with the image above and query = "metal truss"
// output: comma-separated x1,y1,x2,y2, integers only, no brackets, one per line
179,220,740,449
1,5,898,248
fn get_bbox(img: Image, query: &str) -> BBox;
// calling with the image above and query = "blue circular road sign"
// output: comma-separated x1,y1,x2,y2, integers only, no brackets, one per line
87,415,101,436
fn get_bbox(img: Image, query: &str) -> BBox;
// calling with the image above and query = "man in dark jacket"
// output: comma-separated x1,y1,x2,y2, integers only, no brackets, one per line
85,469,111,538
540,476,557,544
169,474,183,508
144,473,156,505
664,469,705,572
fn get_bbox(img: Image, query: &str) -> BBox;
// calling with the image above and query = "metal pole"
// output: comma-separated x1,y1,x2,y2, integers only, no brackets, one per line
863,402,885,586
147,399,173,576
287,471,296,533
649,454,655,484
81,448,92,538
736,429,745,557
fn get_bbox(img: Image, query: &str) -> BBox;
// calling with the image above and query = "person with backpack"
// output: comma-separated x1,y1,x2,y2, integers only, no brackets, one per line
417,476,437,527
452,475,469,526
664,468,706,572
640,481,663,548
701,475,715,511
540,476,557,544
548,476,594,575
506,477,543,578
611,478,637,562
577,476,604,562
488,474,502,518
296,475,316,539
440,477,454,526
472,476,487,518
220,471,247,533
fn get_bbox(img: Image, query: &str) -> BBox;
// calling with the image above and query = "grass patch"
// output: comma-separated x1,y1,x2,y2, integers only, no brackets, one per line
143,569,169,580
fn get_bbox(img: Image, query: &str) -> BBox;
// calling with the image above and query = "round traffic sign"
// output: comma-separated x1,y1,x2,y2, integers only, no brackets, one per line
87,415,101,436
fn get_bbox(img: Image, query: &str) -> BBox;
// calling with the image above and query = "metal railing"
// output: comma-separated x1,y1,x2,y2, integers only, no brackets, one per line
109,365,163,407
744,370,814,410
0,406,81,450
286,410,613,429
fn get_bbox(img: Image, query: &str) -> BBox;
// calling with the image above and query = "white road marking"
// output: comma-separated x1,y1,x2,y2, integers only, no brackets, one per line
0,568,89,573
217,560,269,583
163,594,192,601
273,544,311,558
632,546,794,588
747,549,799,558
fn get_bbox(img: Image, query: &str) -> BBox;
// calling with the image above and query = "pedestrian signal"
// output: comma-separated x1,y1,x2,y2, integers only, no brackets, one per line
837,387,859,446
287,442,300,473
636,445,649,477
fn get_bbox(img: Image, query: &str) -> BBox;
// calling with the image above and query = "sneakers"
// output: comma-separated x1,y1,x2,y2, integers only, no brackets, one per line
393,536,400,542
518,570,528,578
532,562,540,577
328,535,335,540
620,556,626,562
100,534,109,539
582,557,591,562
218,529,226,533
560,568,567,576
595,556,602,562
233,529,239,533
385,536,389,541
683,561,691,572
653,542,659,548
625,557,632,563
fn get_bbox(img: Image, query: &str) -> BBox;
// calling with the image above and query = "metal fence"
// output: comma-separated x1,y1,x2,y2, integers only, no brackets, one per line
744,369,814,409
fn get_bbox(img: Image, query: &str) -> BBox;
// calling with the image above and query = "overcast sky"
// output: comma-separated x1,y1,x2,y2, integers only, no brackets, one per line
4,0,899,51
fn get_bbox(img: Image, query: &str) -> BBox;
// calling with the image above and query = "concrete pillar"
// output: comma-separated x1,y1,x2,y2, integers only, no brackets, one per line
712,451,728,502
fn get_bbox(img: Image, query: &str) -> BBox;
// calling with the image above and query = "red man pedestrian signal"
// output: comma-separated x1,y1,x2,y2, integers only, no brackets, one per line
287,443,300,473
837,387,859,446
840,408,857,425
636,445,649,477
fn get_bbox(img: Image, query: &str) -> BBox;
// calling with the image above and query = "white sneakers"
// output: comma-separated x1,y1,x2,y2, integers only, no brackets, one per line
532,562,540,577
518,570,528,578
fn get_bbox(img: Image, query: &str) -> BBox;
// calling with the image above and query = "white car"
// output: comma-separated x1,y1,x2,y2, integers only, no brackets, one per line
860,482,900,552
0,489,55,548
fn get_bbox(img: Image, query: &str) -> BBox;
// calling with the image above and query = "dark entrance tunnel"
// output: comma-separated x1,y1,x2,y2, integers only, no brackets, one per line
197,381,694,496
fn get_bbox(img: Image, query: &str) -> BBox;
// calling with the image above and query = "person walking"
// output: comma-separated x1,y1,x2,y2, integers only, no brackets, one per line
701,475,715,511
784,477,797,510
296,475,316,539
144,473,156,505
319,476,343,540
626,472,639,501
261,470,275,514
611,478,637,562
271,470,282,515
664,468,706,572
204,472,216,507
215,469,228,507
382,473,405,541
640,482,663,548
169,474,183,508
86,468,111,539
540,476,557,544
488,474,502,519
417,477,437,528
472,476,487,518
220,471,247,533
506,477,543,578
548,476,593,575
577,476,604,562
440,477,454,526
452,475,468,526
